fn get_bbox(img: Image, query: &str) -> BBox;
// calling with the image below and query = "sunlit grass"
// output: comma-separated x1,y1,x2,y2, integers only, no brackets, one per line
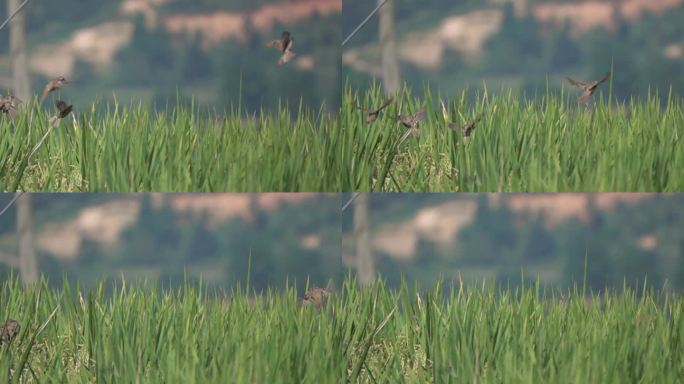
0,100,342,192
341,83,684,191
1,275,683,382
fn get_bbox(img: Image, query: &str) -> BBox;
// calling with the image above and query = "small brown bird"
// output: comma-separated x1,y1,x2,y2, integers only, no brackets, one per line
41,76,69,102
0,94,21,119
298,287,332,309
0,319,20,345
398,108,426,136
458,115,482,137
566,72,610,104
266,31,296,65
357,98,393,123
440,99,481,137
49,100,73,126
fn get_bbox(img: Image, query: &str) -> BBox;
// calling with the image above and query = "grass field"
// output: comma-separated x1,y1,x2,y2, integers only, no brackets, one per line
341,84,684,191
0,101,341,192
1,275,683,382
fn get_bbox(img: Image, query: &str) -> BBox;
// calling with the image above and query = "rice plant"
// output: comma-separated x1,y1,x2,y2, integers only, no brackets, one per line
341,84,684,191
0,101,342,192
1,274,683,383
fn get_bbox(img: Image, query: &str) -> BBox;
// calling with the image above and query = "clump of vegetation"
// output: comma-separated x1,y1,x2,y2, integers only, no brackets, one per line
0,101,342,192
1,275,683,382
342,84,684,191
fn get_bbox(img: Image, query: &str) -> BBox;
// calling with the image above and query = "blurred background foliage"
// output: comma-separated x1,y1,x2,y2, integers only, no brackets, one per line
0,194,341,292
342,194,684,292
342,0,684,102
0,0,341,115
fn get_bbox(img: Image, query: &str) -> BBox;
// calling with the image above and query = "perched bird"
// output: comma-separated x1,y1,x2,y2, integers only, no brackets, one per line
356,98,393,123
266,31,296,65
0,319,20,345
298,287,332,309
0,94,21,119
398,108,426,136
566,72,610,104
49,100,73,126
41,76,69,102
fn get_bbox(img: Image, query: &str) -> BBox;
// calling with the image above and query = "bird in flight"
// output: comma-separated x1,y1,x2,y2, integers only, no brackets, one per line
458,115,482,137
357,97,393,123
267,31,296,65
49,100,73,126
0,94,21,119
398,108,426,137
41,76,69,102
298,287,332,309
566,72,610,104
440,99,482,137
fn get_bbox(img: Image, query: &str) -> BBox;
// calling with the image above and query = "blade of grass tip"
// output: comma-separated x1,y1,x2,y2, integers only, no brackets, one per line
11,305,59,384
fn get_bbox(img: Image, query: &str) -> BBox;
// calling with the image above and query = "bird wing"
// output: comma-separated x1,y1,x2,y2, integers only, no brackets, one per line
7,105,17,119
284,36,294,52
413,108,426,122
266,39,285,51
597,72,611,85
41,83,54,101
373,97,394,113
56,100,73,118
566,77,586,88
277,50,296,65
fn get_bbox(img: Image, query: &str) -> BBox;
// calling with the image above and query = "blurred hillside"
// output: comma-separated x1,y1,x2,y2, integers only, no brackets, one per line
342,0,684,101
342,193,684,291
0,193,341,291
0,0,341,114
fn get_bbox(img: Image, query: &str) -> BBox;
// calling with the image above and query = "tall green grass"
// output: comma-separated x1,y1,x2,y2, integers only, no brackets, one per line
1,275,683,382
0,101,342,192
341,84,684,191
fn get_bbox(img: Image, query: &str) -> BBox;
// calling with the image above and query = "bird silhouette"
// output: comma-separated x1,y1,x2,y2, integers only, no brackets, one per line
266,31,296,65
398,108,426,137
567,72,610,104
0,319,20,345
458,115,482,137
440,99,482,137
41,76,69,102
298,287,332,309
356,97,393,123
0,94,21,119
49,100,73,126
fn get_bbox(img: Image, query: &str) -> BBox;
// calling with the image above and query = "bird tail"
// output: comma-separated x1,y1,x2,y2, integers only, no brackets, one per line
278,51,296,65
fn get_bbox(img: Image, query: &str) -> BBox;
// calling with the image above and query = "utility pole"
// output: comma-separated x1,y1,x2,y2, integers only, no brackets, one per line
353,193,374,286
17,194,38,286
378,0,400,95
7,0,31,101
